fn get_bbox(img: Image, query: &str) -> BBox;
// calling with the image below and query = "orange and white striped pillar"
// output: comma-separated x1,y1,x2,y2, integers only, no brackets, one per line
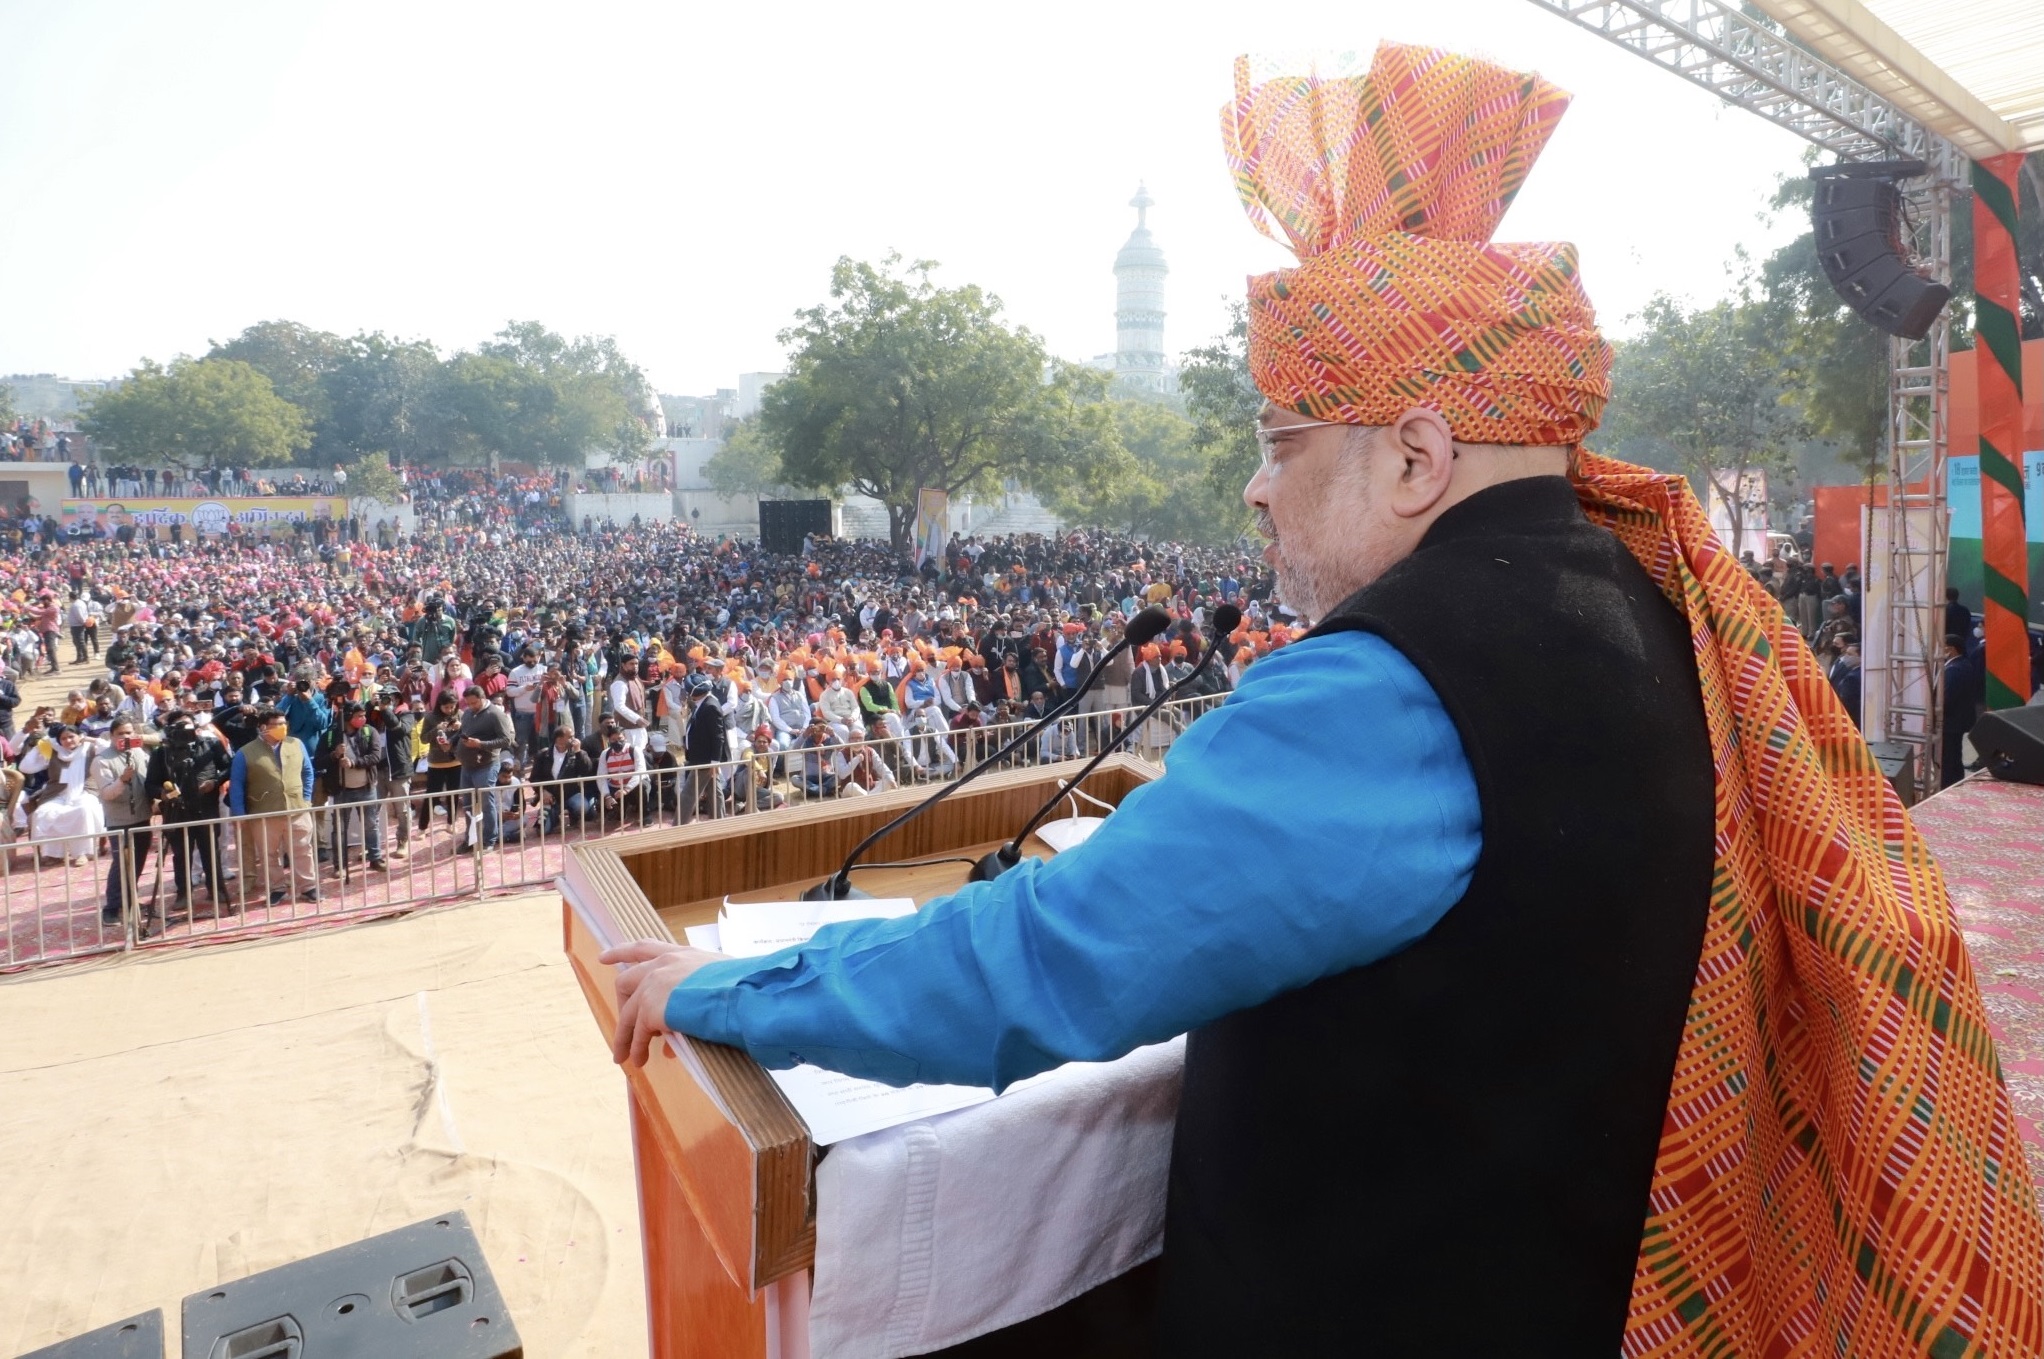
1971,151,2030,708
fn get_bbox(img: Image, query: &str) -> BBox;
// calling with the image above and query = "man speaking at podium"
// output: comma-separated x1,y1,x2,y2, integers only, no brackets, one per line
607,44,2042,1357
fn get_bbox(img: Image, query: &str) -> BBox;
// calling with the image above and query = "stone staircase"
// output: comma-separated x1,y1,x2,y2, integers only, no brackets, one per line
834,492,1065,547
963,496,1063,538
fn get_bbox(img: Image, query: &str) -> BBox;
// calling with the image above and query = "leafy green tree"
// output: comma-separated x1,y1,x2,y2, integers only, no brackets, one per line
79,357,311,470
1047,399,1244,543
343,451,406,505
433,322,654,467
703,415,816,499
208,320,346,445
1598,292,1806,557
322,333,443,466
0,382,15,429
1759,181,1892,485
762,255,1124,550
1181,304,1262,516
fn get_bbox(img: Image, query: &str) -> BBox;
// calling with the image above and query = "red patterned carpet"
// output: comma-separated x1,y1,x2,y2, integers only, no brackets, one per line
1912,774,2044,1211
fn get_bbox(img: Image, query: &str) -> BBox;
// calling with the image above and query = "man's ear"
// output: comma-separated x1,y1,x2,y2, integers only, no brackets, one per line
1384,408,1459,519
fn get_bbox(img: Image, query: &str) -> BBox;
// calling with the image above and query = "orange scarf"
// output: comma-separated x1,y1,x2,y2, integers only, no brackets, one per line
1575,451,2042,1355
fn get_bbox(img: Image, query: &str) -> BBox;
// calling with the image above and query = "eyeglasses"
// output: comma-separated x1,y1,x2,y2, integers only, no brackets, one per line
1253,418,1345,468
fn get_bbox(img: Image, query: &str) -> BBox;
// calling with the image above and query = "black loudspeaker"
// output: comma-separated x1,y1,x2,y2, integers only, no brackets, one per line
1968,706,2044,786
1866,739,1919,807
16,1310,163,1359
1810,166,1952,340
758,497,833,554
181,1211,520,1359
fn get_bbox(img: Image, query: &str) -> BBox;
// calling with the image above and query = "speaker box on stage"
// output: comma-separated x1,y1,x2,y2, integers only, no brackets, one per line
180,1211,520,1359
1866,740,1919,807
17,1310,163,1359
758,498,833,555
1968,707,2044,786
1810,164,1951,341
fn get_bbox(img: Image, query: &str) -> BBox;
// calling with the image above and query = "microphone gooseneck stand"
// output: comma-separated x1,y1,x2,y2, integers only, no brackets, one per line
969,604,1242,884
799,607,1174,901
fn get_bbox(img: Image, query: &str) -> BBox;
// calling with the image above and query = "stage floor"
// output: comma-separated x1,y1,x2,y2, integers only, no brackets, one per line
0,892,647,1357
1912,774,2044,1212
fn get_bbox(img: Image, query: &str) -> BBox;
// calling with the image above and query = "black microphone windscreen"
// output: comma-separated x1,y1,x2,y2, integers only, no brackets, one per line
1213,604,1243,634
1125,606,1172,646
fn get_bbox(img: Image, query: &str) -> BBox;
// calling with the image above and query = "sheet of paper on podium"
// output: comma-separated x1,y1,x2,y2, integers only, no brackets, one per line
706,897,997,1145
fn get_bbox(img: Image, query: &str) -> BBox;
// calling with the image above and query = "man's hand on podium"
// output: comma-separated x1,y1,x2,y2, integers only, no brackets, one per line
600,939,730,1067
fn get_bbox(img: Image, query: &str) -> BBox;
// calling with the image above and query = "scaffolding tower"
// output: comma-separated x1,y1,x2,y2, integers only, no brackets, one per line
1527,0,1963,787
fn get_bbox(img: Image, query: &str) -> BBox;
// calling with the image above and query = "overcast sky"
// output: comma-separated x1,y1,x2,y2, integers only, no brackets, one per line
2,0,1817,396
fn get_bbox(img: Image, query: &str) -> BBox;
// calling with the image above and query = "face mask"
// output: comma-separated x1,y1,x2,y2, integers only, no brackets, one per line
829,680,843,691
782,680,797,692
348,716,367,730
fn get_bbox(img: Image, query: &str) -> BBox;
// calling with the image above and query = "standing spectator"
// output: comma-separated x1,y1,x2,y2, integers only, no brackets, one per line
380,697,418,862
1944,587,1973,649
228,707,318,905
418,692,464,832
607,658,650,756
330,701,388,871
506,645,546,770
1941,634,1985,789
93,718,157,931
455,685,515,851
680,673,726,820
65,593,96,665
0,658,18,741
31,591,60,675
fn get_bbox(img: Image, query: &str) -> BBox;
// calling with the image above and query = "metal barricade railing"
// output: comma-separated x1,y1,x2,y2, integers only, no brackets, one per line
0,826,130,969
2,692,1233,969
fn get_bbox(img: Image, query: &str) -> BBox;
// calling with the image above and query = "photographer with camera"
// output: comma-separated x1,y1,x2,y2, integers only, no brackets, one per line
407,595,458,664
148,709,232,912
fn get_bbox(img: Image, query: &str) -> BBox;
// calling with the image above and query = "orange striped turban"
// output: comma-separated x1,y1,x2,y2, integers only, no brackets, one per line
1225,41,1610,443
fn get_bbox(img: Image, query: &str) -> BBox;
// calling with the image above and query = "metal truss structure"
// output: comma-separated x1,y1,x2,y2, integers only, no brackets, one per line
1528,0,1963,788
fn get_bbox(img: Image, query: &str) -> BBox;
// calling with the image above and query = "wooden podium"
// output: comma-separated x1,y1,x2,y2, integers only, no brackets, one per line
562,754,1164,1359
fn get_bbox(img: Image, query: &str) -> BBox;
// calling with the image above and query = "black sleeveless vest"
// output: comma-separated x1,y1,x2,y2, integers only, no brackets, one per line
1156,477,1715,1355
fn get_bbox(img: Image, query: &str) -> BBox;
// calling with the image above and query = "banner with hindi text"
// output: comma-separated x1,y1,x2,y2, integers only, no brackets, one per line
57,497,344,538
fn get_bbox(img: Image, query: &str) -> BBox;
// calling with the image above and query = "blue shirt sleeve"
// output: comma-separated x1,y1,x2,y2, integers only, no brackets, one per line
228,748,247,816
665,630,1481,1091
295,740,314,800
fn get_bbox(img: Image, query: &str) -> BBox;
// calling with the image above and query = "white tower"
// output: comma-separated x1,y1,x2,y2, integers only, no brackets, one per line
1113,183,1170,392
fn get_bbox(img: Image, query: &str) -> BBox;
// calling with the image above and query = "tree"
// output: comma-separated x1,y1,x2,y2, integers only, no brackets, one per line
208,320,346,448
321,333,443,466
0,382,15,429
1598,292,1806,557
1759,180,1892,485
762,255,1125,550
703,415,813,499
344,451,406,505
79,357,311,470
1180,304,1262,519
433,322,654,467
1046,399,1245,542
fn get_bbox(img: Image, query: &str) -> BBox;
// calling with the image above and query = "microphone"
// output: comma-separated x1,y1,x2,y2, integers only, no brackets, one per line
969,604,1241,883
801,607,1173,900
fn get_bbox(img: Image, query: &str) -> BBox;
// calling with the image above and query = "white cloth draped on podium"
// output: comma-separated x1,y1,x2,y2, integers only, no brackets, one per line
806,1037,1185,1358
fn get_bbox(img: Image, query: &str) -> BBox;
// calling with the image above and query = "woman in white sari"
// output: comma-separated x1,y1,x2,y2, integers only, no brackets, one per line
20,724,108,863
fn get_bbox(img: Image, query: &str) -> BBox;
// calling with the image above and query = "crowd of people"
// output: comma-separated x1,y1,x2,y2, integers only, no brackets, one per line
0,497,1277,932
13,451,2030,933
